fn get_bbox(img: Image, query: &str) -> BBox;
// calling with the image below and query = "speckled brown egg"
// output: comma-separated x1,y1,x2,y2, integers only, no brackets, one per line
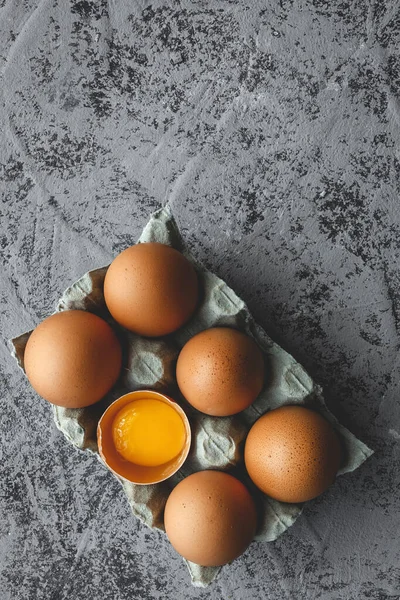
103,243,198,337
164,470,257,566
244,405,342,503
176,327,265,416
24,310,122,408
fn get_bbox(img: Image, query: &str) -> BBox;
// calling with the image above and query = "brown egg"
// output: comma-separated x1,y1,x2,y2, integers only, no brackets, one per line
103,243,198,337
24,310,122,408
176,327,264,416
164,470,257,566
244,406,342,503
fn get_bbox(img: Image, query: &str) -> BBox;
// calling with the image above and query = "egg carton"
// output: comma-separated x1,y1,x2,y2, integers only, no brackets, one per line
10,206,373,587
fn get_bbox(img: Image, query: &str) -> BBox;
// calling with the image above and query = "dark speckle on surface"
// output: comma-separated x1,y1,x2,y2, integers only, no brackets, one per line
1,0,400,598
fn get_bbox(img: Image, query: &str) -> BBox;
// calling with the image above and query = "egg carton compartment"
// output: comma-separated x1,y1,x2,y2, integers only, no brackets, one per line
10,206,373,588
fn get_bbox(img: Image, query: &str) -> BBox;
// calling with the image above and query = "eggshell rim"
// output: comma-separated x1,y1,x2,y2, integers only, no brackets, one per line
97,389,192,485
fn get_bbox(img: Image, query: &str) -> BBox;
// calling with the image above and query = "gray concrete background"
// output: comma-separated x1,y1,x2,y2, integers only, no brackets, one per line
1,1,399,599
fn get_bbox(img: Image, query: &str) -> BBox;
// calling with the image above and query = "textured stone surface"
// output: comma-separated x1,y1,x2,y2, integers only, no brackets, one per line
1,1,399,599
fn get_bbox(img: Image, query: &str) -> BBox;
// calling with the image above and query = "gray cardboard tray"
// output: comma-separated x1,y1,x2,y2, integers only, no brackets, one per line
11,206,373,587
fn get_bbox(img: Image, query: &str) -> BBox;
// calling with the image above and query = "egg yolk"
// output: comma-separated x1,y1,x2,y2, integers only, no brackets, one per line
112,399,186,467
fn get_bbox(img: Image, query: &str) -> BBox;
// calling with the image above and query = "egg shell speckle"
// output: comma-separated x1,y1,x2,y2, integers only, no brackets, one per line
244,405,342,503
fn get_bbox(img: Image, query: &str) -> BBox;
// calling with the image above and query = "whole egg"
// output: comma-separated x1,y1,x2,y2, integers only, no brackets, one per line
24,310,122,408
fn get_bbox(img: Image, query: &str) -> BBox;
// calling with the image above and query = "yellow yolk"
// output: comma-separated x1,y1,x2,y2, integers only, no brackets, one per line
111,399,186,467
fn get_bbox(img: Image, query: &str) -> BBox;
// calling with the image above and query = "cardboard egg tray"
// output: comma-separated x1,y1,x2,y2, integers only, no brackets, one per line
11,206,373,587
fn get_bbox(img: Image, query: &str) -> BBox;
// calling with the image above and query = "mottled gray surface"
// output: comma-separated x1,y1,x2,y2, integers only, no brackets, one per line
1,1,399,599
